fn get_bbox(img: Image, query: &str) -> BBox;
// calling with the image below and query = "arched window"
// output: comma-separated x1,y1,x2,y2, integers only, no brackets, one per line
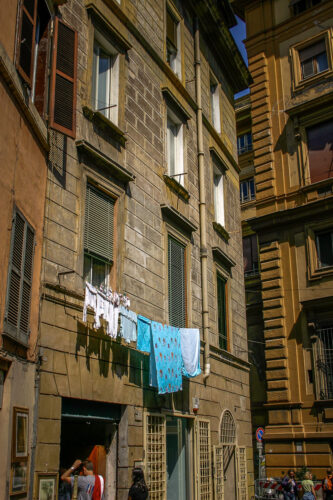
220,410,236,445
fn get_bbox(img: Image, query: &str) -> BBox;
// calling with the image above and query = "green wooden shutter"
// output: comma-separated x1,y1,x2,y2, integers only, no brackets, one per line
84,184,114,262
217,274,227,350
168,236,185,328
5,211,35,343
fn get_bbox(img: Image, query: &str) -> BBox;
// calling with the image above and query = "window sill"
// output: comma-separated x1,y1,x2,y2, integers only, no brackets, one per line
293,68,332,93
240,198,256,207
213,222,230,242
82,106,127,147
76,139,135,184
163,174,190,201
309,266,333,281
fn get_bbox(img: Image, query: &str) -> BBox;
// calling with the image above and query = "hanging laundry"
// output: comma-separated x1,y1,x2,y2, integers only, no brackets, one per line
119,306,137,343
179,328,201,378
137,315,152,354
83,282,97,324
96,290,108,329
151,322,182,394
110,292,120,338
105,294,114,338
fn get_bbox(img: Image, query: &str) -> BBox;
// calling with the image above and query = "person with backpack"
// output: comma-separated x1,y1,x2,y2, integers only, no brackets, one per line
61,459,104,500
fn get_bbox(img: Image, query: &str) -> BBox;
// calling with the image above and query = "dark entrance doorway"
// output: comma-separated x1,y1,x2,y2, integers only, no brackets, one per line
60,398,120,499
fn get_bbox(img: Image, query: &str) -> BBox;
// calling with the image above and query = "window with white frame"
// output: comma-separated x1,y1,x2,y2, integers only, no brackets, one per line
210,80,221,133
212,155,225,227
92,33,119,124
167,108,184,186
237,132,252,155
240,177,255,203
166,6,181,78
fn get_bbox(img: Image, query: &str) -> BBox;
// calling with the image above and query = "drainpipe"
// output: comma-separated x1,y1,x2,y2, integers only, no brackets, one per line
194,18,210,382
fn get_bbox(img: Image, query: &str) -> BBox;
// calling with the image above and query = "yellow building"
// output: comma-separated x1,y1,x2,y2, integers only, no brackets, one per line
235,0,333,479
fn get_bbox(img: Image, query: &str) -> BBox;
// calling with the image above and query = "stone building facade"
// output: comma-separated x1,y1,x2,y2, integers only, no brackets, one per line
235,0,333,479
1,0,253,498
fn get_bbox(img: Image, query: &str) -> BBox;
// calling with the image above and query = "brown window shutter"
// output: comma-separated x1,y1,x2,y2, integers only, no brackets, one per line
16,0,38,84
49,17,77,138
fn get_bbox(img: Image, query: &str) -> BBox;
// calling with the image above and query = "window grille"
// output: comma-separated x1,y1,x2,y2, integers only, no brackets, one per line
145,414,166,500
313,327,333,400
237,446,248,500
220,410,236,445
213,445,224,500
197,420,212,500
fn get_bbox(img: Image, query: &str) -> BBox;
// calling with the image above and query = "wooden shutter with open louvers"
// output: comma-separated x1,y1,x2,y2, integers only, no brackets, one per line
49,17,77,137
16,0,38,84
84,184,115,263
5,211,35,344
168,236,186,328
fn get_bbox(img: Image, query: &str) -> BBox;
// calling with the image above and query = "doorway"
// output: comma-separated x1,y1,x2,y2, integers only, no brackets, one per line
60,398,120,500
166,417,191,500
220,410,237,500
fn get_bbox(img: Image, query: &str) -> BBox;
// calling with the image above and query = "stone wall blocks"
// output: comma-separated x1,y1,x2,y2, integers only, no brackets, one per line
266,369,288,380
266,389,290,402
37,418,61,445
38,394,62,420
34,443,60,472
266,359,288,370
263,307,284,321
265,347,287,360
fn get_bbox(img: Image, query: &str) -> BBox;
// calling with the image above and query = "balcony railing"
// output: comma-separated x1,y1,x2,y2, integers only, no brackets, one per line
313,327,333,400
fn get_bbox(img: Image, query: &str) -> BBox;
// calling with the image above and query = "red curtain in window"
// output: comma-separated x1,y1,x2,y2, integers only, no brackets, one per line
307,120,333,183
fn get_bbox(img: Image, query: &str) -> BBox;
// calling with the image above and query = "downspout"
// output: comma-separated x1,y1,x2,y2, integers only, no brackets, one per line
194,18,210,382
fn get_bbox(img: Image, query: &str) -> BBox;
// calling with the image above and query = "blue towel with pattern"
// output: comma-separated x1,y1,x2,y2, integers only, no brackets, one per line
137,315,152,353
151,322,182,394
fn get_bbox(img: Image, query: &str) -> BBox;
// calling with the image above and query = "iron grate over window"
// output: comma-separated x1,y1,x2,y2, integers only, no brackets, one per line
145,414,166,499
313,327,333,400
198,420,212,500
220,410,236,445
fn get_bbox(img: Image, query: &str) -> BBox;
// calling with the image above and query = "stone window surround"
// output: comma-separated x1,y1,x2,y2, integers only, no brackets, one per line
213,260,232,354
295,106,333,187
163,221,193,328
165,0,184,82
306,221,333,280
80,169,123,292
210,71,222,134
290,29,333,92
84,4,131,136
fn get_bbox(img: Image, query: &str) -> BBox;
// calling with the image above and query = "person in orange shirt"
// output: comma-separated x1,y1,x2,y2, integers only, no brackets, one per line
323,468,333,500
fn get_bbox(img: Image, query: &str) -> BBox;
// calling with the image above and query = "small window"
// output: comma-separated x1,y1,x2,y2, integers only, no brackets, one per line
315,230,333,269
168,236,186,328
213,167,225,227
217,274,227,350
237,132,252,155
306,120,333,184
92,35,119,124
167,109,184,186
5,210,35,344
240,178,255,203
16,0,51,114
299,40,328,80
210,81,221,133
166,7,181,78
84,184,115,287
292,0,322,16
243,235,259,277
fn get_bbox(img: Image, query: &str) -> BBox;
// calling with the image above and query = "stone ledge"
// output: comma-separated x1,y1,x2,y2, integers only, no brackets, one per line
76,139,135,184
213,221,230,242
82,106,127,147
163,174,190,201
160,204,197,234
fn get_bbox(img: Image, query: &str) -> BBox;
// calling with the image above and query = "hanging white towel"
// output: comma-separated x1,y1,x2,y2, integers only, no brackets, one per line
96,291,108,329
109,292,120,338
83,282,97,324
180,328,201,378
106,298,114,337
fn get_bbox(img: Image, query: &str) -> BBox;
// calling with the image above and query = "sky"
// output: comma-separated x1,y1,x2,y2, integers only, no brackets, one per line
230,16,250,99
